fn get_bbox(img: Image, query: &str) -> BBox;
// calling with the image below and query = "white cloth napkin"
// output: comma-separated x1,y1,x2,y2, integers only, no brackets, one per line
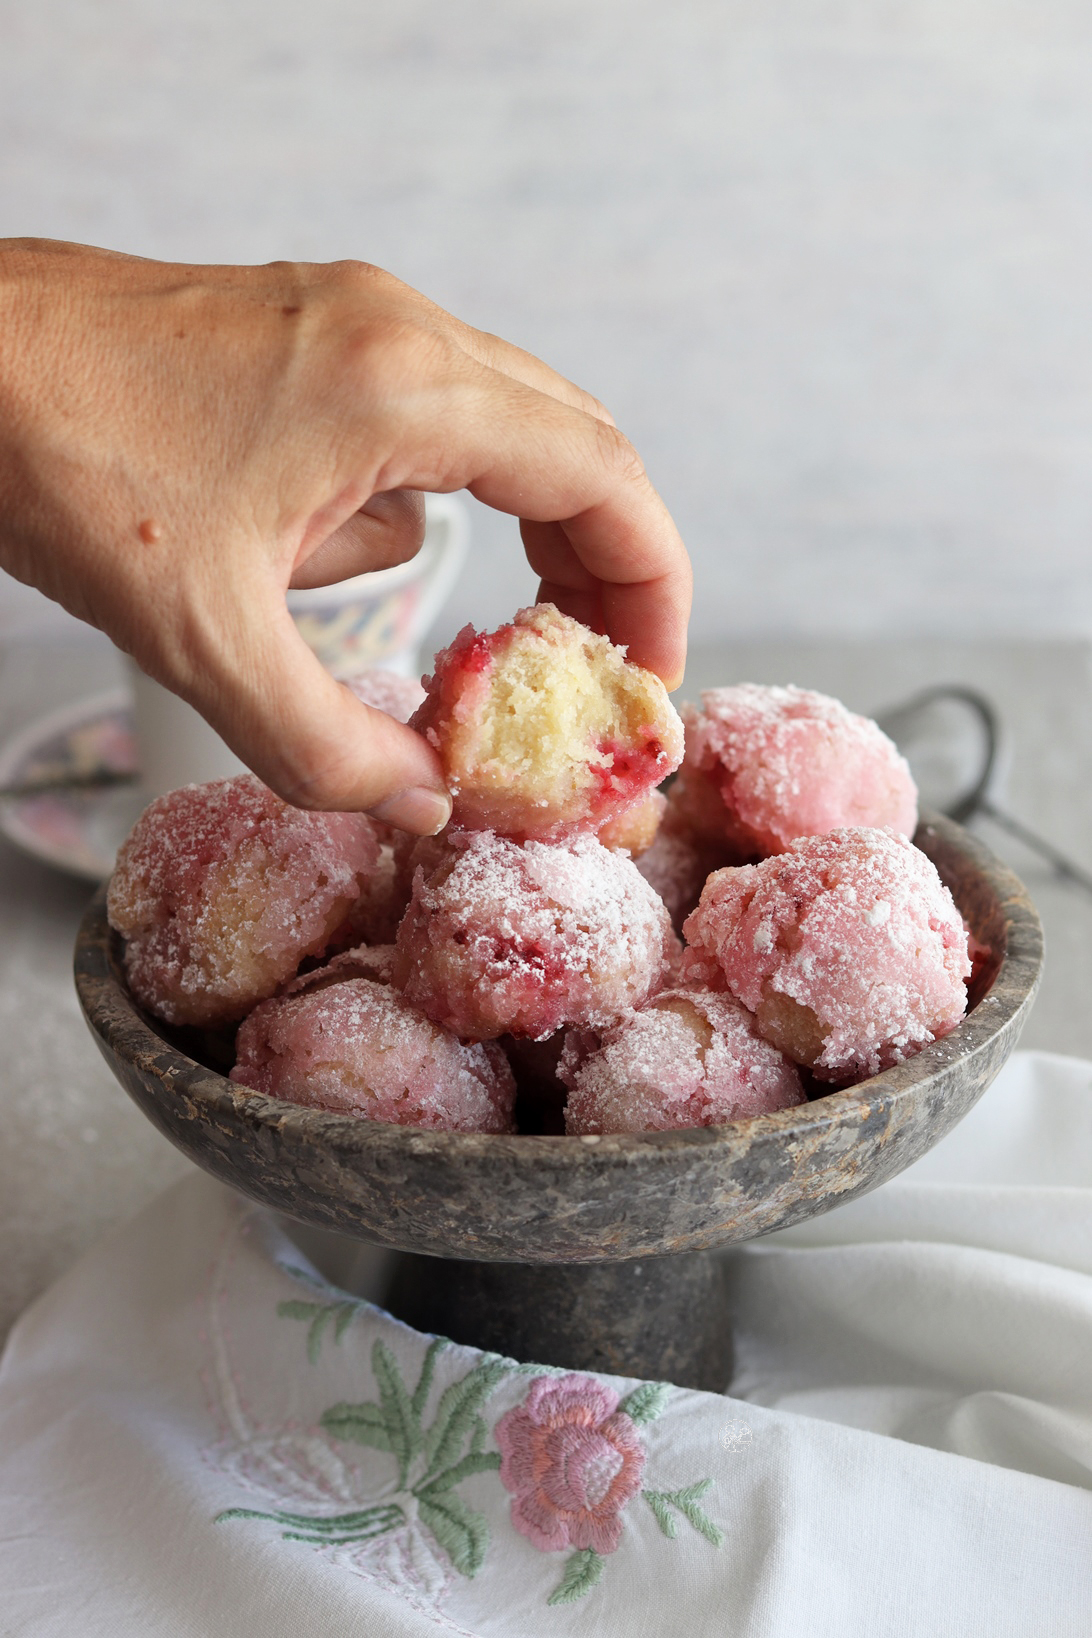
2,1050,1091,1636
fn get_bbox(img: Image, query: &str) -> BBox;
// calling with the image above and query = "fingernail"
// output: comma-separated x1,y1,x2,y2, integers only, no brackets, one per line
369,787,452,835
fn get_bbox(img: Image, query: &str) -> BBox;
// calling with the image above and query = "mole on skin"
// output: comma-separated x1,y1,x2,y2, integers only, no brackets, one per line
138,519,162,545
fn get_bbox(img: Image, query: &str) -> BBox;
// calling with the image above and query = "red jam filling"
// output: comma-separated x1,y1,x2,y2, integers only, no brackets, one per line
590,733,664,809
455,631,495,677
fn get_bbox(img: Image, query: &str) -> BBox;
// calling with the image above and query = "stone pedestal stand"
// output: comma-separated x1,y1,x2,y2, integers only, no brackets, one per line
385,1250,733,1390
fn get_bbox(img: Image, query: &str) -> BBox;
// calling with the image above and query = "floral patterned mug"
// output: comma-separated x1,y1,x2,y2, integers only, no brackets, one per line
285,492,469,679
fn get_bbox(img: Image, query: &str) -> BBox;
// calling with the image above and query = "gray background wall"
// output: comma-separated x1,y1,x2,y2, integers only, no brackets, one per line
2,0,1091,650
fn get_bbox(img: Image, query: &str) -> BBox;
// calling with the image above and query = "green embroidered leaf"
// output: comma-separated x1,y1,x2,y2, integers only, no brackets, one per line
469,1414,487,1456
619,1381,671,1425
642,1489,678,1539
277,1299,321,1322
277,1298,366,1362
669,1481,723,1547
547,1548,604,1605
373,1339,420,1486
410,1337,448,1420
415,1449,501,1497
643,1481,723,1548
320,1399,393,1451
422,1356,507,1479
334,1301,362,1343
215,1502,404,1540
417,1492,490,1578
307,1307,335,1365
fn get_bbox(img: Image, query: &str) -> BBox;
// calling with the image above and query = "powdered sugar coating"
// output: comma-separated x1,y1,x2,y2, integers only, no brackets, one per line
411,603,684,842
560,989,805,1134
230,978,516,1132
394,829,680,1040
107,775,380,1027
683,827,970,1082
342,667,427,723
675,684,918,859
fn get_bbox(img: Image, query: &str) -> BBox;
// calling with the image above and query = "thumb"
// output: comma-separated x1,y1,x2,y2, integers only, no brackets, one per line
183,596,451,831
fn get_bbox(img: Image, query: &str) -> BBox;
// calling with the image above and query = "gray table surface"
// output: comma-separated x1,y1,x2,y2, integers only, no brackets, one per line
2,629,1090,1347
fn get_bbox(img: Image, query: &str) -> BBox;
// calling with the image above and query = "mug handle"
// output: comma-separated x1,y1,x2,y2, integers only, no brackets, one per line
409,494,471,654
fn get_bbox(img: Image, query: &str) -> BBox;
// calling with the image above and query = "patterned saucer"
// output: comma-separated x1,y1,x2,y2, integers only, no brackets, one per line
0,691,145,881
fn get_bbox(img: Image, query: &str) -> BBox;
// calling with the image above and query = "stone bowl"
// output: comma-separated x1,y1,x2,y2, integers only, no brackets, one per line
73,811,1042,1388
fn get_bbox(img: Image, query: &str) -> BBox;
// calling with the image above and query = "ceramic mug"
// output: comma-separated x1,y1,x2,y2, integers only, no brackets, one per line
128,493,469,798
284,491,469,679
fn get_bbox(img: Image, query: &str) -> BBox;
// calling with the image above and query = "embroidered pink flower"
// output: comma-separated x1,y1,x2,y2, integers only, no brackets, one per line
495,1373,646,1555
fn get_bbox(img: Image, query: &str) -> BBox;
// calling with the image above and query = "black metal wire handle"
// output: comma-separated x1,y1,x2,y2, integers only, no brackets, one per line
878,683,1092,897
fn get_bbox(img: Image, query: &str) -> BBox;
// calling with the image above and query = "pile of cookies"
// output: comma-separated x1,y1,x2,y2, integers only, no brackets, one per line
108,606,971,1136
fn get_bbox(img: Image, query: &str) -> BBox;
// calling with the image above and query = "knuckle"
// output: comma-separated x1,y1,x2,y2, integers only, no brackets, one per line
349,489,427,568
584,392,616,427
382,487,428,552
339,315,465,408
325,258,392,296
595,421,649,490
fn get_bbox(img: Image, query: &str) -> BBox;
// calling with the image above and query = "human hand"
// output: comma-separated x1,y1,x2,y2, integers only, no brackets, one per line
0,239,691,832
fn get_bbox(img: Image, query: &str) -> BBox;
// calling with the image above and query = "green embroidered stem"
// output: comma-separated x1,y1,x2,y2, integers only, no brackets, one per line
215,1501,405,1544
547,1549,605,1605
250,1341,507,1580
643,1481,724,1547
416,1450,501,1497
373,1339,421,1488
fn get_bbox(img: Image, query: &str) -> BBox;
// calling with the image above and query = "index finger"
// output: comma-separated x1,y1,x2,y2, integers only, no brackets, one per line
354,360,692,686
521,507,692,691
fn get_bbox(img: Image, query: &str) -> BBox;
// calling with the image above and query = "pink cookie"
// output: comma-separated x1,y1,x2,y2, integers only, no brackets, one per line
231,978,516,1132
683,827,970,1082
411,604,684,841
394,829,680,1040
338,829,457,950
673,684,918,860
560,989,805,1134
108,775,380,1027
342,667,427,722
597,788,667,858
